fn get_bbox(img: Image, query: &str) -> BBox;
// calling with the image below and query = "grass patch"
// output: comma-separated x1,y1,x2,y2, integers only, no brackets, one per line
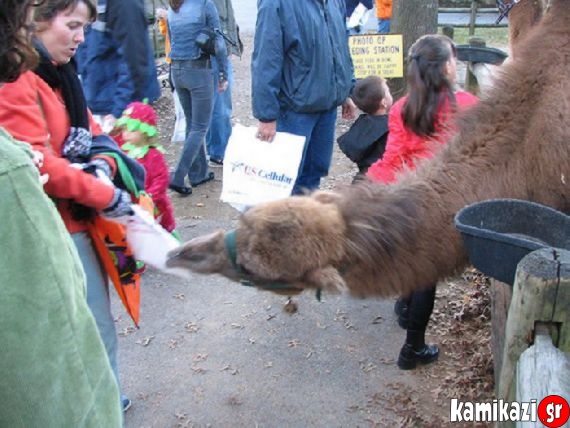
439,26,509,47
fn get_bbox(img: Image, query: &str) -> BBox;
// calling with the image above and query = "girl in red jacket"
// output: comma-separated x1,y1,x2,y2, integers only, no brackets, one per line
115,101,177,234
367,34,478,370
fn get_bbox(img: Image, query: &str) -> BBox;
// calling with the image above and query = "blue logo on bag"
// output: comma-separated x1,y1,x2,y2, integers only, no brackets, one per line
229,162,294,184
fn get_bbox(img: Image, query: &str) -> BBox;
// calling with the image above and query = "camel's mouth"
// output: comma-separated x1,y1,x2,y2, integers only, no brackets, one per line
165,250,206,268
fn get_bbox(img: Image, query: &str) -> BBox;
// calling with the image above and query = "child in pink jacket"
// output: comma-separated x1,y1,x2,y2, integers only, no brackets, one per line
115,101,177,234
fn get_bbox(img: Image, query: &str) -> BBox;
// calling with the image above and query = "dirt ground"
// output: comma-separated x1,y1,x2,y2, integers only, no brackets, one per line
115,32,495,427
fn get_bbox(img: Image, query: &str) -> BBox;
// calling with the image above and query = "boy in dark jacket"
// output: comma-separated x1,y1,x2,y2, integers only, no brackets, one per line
337,75,393,178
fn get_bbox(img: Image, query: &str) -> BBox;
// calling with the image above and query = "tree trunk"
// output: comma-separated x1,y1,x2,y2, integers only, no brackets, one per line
390,0,438,99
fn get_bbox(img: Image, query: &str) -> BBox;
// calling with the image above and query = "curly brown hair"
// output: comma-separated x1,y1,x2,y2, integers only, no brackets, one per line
0,0,38,83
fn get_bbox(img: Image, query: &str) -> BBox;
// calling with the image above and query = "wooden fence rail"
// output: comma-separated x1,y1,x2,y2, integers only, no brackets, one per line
438,1,508,33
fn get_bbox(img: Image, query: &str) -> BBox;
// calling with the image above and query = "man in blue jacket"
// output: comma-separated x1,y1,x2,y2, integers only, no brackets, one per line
76,0,161,131
252,0,356,195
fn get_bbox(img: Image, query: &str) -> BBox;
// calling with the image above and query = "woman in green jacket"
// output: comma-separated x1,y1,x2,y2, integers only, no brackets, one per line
0,1,122,425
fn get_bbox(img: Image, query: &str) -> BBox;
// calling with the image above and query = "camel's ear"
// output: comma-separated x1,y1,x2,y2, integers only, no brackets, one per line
312,190,341,205
166,230,228,273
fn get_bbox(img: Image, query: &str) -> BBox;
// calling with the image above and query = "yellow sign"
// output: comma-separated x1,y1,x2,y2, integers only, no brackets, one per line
348,34,404,79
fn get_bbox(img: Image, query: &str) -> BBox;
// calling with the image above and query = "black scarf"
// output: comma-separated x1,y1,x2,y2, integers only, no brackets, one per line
32,40,93,220
32,39,91,162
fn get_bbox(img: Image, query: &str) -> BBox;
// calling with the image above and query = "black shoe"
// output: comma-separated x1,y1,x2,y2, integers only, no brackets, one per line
208,157,223,167
397,343,439,370
394,298,409,330
168,183,193,196
191,171,215,187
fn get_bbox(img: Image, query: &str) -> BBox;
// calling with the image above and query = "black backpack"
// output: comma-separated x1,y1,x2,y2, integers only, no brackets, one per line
195,0,216,56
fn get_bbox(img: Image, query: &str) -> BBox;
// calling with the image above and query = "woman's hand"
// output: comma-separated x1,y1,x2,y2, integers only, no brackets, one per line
31,150,49,185
102,188,133,219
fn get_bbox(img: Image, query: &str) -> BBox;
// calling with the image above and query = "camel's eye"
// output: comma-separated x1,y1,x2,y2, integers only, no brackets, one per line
183,252,207,263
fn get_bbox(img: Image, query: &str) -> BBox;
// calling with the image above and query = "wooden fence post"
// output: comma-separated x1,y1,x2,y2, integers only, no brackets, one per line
497,248,570,402
491,278,512,390
516,324,570,428
469,0,478,36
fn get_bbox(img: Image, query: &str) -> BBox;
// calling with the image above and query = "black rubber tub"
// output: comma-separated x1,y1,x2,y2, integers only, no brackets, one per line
456,45,508,65
454,199,570,285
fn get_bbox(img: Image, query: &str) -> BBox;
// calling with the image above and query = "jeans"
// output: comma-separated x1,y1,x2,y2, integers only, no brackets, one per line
72,232,121,389
377,19,391,34
276,107,337,195
206,58,234,162
170,59,213,187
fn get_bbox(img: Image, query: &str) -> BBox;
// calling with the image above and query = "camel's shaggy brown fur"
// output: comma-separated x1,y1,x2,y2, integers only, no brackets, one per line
508,0,545,58
167,0,570,297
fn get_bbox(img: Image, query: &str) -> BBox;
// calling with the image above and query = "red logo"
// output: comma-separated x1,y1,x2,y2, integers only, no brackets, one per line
538,395,570,427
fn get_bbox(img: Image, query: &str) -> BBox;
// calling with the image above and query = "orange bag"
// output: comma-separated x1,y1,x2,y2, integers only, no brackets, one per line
89,193,154,327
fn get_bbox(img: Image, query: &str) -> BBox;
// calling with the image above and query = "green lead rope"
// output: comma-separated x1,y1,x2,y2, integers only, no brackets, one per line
223,230,322,301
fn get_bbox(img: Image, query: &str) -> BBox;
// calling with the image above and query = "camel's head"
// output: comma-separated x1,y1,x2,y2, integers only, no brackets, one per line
165,229,241,279
166,191,348,294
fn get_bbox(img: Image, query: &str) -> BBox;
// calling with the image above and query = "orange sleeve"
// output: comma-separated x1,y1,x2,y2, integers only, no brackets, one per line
0,73,115,210
376,0,393,19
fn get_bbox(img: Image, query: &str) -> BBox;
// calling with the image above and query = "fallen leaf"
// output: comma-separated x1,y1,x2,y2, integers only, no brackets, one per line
136,335,154,346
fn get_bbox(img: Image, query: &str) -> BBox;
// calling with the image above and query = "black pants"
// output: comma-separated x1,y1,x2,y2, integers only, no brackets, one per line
402,285,437,348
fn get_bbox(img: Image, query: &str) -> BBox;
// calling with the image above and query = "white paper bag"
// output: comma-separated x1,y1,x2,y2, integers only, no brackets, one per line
347,2,371,29
220,124,306,211
125,205,190,279
171,90,186,143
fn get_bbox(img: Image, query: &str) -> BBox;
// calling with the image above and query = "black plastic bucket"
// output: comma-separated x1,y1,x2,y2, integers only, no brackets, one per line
454,199,570,285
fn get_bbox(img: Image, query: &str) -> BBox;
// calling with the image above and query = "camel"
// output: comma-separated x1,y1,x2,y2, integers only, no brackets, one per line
166,0,570,297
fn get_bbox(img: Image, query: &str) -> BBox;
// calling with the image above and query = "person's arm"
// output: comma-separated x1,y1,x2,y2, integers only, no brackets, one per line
252,1,284,141
106,0,152,100
207,1,228,91
110,48,137,118
144,150,170,199
367,103,408,183
0,74,115,209
212,0,228,30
